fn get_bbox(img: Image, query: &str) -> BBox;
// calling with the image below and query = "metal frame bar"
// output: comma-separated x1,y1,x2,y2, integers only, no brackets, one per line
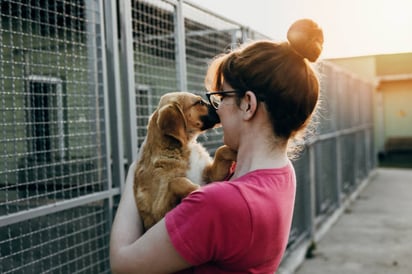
98,0,116,226
104,0,128,195
175,0,188,91
308,144,317,236
306,122,375,235
0,189,120,227
307,123,373,145
118,0,138,168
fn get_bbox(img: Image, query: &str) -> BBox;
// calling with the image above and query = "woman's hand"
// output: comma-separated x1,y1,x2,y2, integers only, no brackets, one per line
110,162,192,274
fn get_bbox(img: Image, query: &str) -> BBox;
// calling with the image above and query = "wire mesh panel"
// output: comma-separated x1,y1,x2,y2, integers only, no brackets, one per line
340,133,357,194
131,0,270,151
355,131,367,180
131,0,179,147
339,72,374,196
0,202,110,273
314,138,338,217
0,1,111,272
337,73,351,131
288,148,312,249
347,77,361,128
317,63,339,134
359,81,376,172
308,62,376,220
183,3,241,92
359,81,373,126
182,2,247,150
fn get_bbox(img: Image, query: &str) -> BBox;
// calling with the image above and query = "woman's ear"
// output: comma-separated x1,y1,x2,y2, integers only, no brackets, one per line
242,91,258,120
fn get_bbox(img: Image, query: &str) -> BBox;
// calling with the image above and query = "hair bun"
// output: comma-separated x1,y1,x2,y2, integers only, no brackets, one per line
287,19,324,62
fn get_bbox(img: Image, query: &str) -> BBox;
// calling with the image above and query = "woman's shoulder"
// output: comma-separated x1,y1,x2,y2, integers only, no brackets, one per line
194,181,244,205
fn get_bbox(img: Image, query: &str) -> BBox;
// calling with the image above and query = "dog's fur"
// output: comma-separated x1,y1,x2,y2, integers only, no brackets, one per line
134,91,237,230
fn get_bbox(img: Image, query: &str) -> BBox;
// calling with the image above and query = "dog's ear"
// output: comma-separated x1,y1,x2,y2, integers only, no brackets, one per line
157,103,187,145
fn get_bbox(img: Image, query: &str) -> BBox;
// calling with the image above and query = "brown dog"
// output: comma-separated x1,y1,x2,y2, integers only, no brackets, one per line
134,91,236,231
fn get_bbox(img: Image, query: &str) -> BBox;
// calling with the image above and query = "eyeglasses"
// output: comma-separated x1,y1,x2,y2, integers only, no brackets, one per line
206,90,238,109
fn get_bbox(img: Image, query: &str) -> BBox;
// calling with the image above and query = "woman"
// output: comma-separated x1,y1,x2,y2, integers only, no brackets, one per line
110,18,324,273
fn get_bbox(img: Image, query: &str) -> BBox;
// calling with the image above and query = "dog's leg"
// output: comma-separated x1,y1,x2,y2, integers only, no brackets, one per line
169,177,200,197
203,145,237,182
146,178,199,230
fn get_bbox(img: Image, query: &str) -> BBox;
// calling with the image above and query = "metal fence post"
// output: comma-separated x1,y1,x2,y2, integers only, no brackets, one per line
119,0,138,167
335,69,343,207
104,0,126,193
175,0,188,91
335,134,343,207
96,0,116,226
308,143,317,238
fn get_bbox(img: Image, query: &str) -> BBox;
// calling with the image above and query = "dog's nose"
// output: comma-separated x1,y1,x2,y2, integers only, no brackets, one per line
201,104,220,130
208,104,220,123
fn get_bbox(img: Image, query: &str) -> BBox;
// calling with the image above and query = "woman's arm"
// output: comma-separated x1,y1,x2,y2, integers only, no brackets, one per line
110,162,192,274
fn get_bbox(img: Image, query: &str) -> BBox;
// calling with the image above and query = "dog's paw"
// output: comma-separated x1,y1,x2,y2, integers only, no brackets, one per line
169,177,200,197
215,145,237,162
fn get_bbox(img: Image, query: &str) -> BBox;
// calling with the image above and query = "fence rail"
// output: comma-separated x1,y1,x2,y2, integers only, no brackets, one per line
0,0,375,273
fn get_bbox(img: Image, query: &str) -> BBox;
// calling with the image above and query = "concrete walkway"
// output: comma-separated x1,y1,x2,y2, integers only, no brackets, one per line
294,168,412,274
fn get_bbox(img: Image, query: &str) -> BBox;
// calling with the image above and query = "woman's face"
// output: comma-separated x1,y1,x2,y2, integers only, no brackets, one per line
216,83,242,149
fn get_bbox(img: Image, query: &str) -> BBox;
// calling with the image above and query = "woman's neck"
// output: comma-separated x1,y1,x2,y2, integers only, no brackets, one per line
231,134,289,180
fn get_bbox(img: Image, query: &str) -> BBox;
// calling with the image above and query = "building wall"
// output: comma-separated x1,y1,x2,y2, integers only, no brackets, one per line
329,53,412,153
376,53,412,75
328,56,376,83
379,81,412,139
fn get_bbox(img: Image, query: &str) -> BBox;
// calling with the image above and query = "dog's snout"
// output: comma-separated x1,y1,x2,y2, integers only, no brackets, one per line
201,104,220,130
208,104,220,123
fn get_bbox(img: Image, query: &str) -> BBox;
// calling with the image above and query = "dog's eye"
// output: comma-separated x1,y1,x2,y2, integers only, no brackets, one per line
196,100,206,106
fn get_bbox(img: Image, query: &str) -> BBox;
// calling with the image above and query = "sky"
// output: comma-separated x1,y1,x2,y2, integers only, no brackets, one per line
189,0,412,59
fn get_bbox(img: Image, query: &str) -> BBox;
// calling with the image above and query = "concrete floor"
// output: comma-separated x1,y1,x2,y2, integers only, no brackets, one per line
294,168,412,274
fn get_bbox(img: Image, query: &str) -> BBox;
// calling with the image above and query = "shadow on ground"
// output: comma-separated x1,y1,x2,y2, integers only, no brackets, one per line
378,151,412,169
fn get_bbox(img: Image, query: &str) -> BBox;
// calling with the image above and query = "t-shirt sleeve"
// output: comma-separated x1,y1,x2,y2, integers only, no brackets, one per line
165,183,252,265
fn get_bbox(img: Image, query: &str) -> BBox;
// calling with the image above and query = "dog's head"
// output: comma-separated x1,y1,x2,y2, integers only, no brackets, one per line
155,91,220,145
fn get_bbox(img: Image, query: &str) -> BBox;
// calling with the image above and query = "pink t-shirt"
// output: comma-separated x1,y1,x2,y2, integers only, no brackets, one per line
165,163,296,274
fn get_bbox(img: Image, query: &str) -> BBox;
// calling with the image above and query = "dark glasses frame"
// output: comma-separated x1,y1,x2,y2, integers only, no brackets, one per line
205,90,238,110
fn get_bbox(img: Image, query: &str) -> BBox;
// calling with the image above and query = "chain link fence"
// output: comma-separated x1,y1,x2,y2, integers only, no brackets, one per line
0,0,375,273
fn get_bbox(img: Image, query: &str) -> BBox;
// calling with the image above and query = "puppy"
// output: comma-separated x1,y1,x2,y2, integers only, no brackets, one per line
134,91,236,231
